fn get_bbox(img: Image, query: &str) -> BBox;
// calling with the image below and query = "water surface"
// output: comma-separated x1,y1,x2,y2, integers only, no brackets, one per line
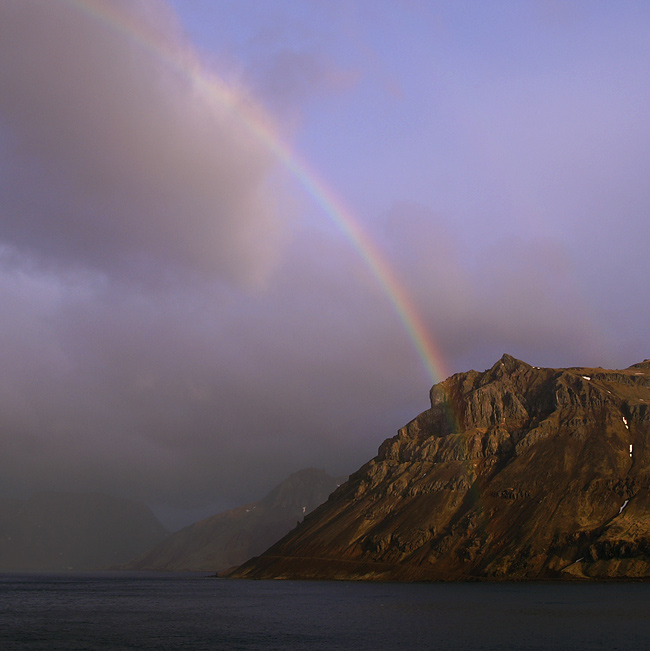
1,572,649,650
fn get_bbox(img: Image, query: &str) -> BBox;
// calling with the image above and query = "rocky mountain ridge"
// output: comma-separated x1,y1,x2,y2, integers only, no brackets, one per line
125,468,343,572
231,355,650,581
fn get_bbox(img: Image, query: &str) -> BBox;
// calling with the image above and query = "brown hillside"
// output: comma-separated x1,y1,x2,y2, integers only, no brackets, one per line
125,468,342,572
231,355,650,581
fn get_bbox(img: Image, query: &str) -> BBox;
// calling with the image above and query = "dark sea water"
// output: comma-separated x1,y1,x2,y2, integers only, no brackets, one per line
1,572,650,650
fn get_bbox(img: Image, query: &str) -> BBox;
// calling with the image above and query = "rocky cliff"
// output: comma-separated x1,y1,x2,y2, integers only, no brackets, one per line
231,355,650,581
125,468,343,572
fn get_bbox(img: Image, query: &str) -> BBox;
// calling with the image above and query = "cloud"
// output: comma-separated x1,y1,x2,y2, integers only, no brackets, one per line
0,0,286,284
0,200,630,529
0,236,424,523
247,49,360,122
379,202,607,372
0,198,623,530
0,1,647,531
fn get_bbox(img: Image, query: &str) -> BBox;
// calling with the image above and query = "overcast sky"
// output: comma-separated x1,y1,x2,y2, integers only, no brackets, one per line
1,0,649,529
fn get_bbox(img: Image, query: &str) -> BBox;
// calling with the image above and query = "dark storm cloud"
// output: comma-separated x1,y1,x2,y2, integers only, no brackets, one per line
0,0,284,283
0,0,648,530
0,239,423,522
0,0,410,525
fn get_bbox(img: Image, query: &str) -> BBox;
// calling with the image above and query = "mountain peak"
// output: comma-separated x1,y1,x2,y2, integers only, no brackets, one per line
124,468,343,573
489,353,531,375
231,357,650,582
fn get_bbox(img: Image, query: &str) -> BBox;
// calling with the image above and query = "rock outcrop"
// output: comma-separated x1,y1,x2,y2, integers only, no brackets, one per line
125,468,343,572
231,355,650,581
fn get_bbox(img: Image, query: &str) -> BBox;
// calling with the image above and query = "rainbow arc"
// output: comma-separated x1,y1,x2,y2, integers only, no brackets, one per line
64,0,450,386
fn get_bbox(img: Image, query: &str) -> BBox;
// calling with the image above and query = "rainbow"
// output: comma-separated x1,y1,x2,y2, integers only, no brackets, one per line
63,0,450,386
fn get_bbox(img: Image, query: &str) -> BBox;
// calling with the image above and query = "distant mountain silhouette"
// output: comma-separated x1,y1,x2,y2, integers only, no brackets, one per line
0,491,167,571
125,468,343,572
231,356,650,581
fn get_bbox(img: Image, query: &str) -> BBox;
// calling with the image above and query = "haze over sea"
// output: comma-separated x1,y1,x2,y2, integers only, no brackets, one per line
2,573,650,650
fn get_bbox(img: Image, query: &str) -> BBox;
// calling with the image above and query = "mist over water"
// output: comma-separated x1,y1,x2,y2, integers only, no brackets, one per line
2,573,650,650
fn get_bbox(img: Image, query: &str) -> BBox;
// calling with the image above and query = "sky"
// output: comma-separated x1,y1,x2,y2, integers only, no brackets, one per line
1,0,649,529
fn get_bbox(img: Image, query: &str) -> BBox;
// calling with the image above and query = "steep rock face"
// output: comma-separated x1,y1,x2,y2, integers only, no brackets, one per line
231,355,650,581
125,468,343,572
0,492,168,571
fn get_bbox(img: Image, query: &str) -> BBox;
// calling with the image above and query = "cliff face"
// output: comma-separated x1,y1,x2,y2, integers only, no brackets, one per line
125,468,343,572
231,355,650,581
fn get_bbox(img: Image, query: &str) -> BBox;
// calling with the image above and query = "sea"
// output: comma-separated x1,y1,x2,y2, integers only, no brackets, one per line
1,572,649,650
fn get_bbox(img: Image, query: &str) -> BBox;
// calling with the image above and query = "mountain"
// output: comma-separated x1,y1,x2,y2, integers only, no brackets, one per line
125,468,343,572
231,355,650,581
0,491,167,571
